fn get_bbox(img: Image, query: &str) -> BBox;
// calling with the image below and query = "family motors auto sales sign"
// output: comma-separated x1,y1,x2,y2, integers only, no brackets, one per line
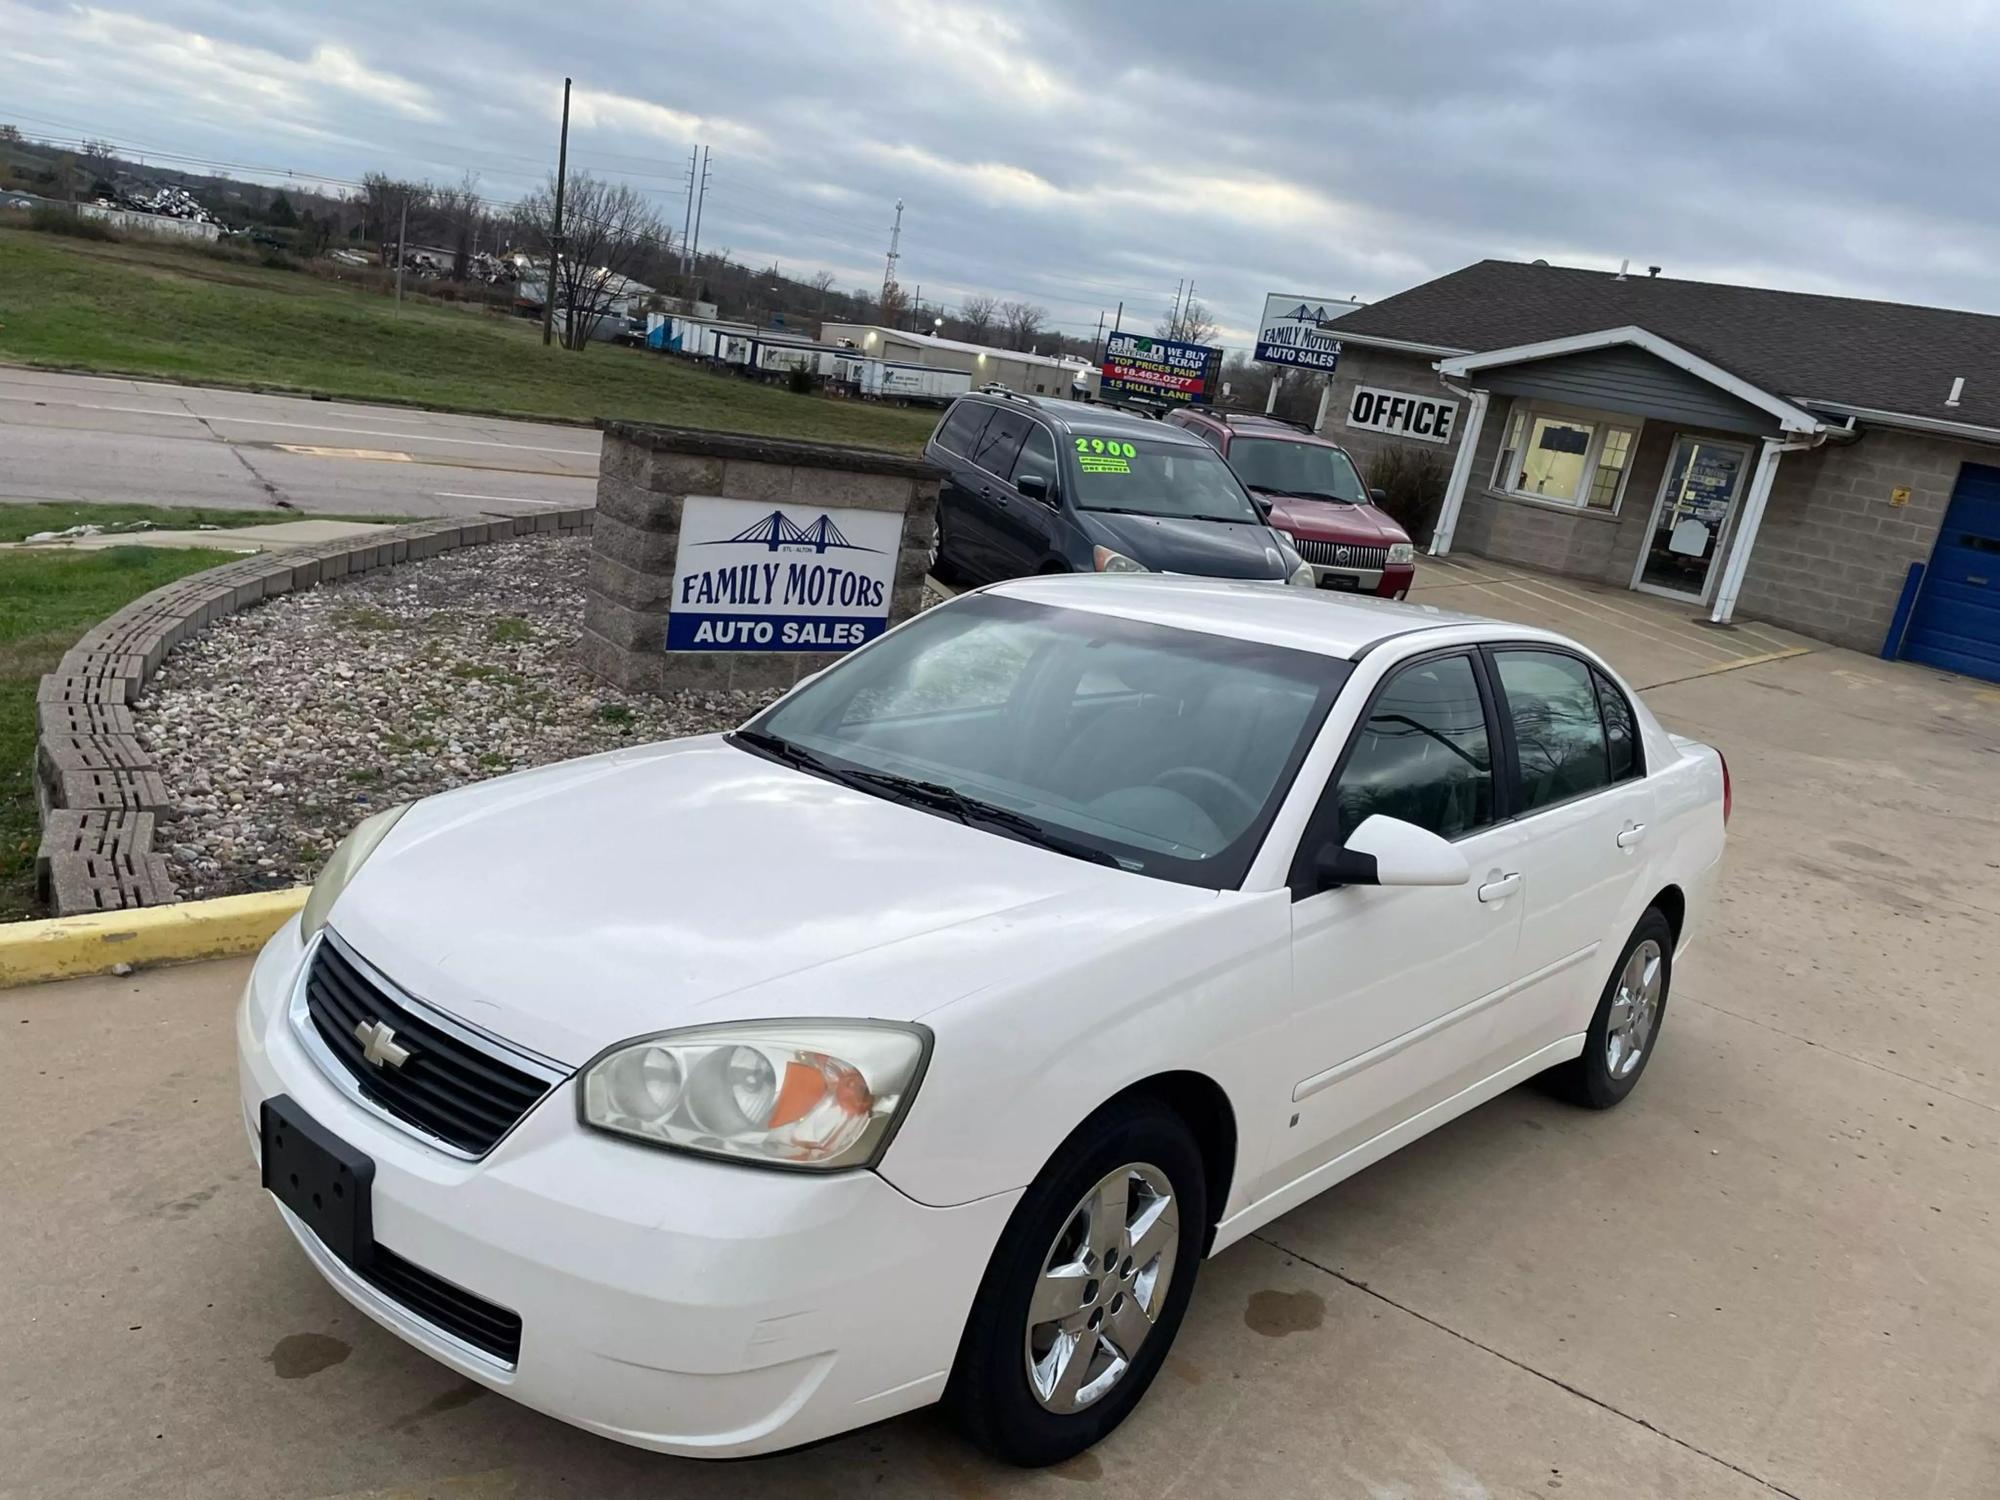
666,495,903,651
1253,294,1361,372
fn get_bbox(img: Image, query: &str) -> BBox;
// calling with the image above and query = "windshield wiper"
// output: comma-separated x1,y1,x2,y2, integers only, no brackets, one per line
734,731,1120,868
840,769,1123,867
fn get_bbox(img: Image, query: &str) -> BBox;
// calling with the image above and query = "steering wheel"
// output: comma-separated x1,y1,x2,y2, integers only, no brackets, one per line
1151,766,1259,829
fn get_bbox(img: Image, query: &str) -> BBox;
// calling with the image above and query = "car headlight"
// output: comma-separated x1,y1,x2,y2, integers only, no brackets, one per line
1388,542,1415,565
1092,545,1149,574
1287,559,1316,588
580,1021,931,1171
299,804,410,939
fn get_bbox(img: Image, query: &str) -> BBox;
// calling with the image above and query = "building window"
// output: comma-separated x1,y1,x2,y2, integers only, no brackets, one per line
1491,401,1641,512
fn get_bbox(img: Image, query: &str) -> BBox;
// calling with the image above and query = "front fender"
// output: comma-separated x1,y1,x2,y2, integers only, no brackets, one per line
874,890,1294,1226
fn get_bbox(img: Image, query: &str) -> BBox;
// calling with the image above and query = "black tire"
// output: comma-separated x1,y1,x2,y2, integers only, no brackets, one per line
1546,908,1675,1109
945,1097,1206,1466
930,507,967,585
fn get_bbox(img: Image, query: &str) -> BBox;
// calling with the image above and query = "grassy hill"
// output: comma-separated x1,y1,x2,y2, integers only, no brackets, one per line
0,228,938,451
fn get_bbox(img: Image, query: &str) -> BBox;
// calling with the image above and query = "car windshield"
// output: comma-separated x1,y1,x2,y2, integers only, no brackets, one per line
1069,437,1264,525
738,593,1348,888
1227,437,1368,503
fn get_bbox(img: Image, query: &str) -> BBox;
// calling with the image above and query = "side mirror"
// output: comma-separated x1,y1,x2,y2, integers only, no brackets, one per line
1313,814,1470,891
1017,473,1056,504
1249,493,1274,517
1369,486,1388,505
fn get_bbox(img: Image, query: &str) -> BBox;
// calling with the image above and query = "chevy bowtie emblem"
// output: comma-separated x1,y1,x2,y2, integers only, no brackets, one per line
354,1018,413,1069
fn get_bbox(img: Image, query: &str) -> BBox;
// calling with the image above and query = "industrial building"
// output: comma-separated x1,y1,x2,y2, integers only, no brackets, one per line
816,324,1097,397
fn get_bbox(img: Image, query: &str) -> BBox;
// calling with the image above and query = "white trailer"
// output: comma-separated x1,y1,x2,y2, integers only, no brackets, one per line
843,358,972,405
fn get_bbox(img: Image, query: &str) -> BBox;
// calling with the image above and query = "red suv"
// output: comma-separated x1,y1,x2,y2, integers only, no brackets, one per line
1168,410,1415,598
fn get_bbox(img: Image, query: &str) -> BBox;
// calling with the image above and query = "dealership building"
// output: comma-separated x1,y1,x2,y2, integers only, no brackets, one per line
1317,260,2000,681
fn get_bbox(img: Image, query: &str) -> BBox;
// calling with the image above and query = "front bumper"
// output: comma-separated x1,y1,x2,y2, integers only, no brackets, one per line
1309,561,1415,599
236,918,1019,1457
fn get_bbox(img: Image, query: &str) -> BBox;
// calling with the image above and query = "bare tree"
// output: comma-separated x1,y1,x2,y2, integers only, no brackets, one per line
959,293,1000,341
879,279,911,327
516,171,669,349
1158,297,1217,345
361,172,429,260
997,299,1046,349
80,138,118,184
433,172,484,281
0,124,22,144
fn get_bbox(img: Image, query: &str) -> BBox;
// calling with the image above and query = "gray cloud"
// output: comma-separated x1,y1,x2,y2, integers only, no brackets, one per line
10,0,1999,346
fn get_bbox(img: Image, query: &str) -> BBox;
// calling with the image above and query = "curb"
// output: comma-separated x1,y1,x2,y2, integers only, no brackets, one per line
0,887,307,989
33,506,596,916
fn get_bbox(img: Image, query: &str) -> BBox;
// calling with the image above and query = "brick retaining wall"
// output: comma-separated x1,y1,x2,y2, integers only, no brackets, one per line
32,508,594,917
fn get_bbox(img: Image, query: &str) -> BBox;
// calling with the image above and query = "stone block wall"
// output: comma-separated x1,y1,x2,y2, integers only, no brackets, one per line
581,422,940,695
33,510,594,917
1735,427,1986,653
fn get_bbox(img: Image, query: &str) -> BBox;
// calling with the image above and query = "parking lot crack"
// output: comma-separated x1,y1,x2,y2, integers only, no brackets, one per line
1249,1232,1809,1499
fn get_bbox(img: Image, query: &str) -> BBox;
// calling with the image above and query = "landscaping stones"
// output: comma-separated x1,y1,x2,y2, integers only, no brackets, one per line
135,534,779,902
31,510,593,916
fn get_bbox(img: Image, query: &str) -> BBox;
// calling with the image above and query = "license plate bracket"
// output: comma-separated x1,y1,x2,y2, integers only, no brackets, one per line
261,1094,375,1269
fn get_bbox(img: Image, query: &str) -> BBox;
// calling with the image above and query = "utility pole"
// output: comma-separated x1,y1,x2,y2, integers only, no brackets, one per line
541,76,571,348
1167,279,1183,339
880,198,903,312
1092,309,1104,358
679,146,698,281
686,146,711,296
1112,299,1123,333
394,196,407,309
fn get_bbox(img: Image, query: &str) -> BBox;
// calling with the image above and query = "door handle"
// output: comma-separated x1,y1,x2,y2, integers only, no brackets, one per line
1616,823,1648,849
1477,872,1522,903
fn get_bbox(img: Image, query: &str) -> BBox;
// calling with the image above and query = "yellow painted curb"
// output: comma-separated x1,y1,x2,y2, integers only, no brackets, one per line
0,887,309,989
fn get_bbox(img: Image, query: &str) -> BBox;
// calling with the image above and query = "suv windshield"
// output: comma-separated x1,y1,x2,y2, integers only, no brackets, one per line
1227,437,1368,503
737,593,1348,888
1069,437,1263,525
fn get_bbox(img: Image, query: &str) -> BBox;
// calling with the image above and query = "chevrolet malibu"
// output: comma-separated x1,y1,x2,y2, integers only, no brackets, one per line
238,576,1728,1466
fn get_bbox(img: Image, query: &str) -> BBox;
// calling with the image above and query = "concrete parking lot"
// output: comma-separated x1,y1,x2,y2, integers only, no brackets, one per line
5,571,1996,1499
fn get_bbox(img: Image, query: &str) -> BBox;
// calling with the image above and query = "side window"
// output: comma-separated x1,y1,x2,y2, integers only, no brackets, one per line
1333,653,1494,841
969,408,1032,476
1193,423,1223,451
1493,650,1612,811
935,402,990,458
1012,423,1058,488
1592,667,1641,781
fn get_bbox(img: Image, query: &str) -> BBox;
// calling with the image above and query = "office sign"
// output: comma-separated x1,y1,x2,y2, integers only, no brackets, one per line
667,495,903,652
1254,294,1360,372
1345,385,1460,445
1100,332,1221,406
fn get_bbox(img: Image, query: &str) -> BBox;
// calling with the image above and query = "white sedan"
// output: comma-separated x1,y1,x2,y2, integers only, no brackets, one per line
237,575,1728,1466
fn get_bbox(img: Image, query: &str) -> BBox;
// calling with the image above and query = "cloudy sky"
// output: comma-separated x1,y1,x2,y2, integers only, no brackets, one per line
9,0,2000,347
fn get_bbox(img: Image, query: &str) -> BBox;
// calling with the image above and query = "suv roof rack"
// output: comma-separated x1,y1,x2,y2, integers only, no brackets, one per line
1218,410,1318,434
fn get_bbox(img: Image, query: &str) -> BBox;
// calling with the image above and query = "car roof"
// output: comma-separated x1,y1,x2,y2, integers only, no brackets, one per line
981,574,1509,660
1202,412,1343,447
958,394,1207,447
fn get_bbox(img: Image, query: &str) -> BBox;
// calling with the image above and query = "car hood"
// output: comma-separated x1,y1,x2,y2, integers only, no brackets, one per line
1261,496,1410,547
324,737,1212,1066
1078,510,1290,579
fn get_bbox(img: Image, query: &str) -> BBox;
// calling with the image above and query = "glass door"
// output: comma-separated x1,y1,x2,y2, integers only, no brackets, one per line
1635,437,1752,601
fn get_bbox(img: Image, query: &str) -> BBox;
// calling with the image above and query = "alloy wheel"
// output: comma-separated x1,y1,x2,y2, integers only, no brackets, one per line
1605,939,1664,1079
1022,1162,1179,1414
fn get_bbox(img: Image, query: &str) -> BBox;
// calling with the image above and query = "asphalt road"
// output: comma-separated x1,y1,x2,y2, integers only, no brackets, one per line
0,368,600,520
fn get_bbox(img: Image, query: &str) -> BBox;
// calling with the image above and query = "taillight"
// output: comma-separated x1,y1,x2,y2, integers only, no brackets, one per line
1719,751,1732,827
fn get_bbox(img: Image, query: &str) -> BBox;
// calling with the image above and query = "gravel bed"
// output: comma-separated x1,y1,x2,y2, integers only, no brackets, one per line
136,533,783,901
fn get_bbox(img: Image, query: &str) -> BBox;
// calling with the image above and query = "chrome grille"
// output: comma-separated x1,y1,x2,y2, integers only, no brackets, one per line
1294,538,1389,570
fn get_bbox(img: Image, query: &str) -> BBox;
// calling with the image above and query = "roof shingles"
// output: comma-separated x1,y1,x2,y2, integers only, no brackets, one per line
1335,260,2000,430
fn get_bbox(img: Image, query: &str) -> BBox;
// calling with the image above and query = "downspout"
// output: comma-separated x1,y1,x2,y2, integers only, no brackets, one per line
1427,376,1488,557
1707,429,1827,625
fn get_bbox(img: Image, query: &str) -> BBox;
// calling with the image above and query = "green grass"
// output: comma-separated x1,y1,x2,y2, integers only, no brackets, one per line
0,501,411,544
0,229,939,452
1,546,243,921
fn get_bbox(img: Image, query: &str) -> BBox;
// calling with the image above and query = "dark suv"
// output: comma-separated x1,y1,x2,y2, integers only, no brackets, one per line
925,394,1310,587
1169,410,1415,598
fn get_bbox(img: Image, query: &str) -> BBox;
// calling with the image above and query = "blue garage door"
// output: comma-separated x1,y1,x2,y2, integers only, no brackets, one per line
1905,463,2000,683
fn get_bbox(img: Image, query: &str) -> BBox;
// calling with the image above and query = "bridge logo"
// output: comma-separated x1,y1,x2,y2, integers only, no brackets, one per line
700,509,882,554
